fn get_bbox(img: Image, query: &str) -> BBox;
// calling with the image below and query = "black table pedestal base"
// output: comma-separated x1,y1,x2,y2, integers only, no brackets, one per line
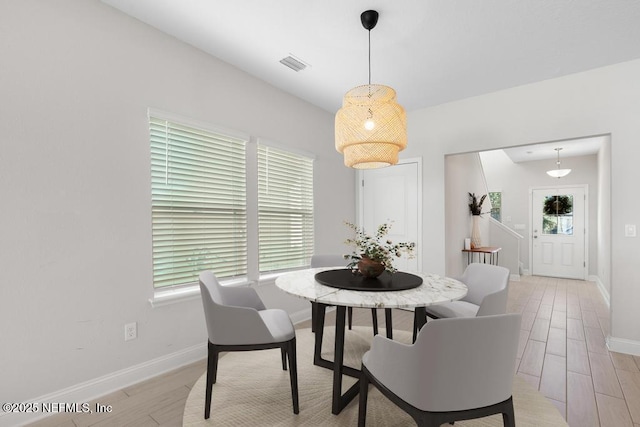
312,302,428,414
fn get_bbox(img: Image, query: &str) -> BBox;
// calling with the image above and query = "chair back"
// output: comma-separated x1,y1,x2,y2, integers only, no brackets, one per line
200,270,225,305
199,270,271,345
460,263,509,315
411,314,521,411
311,254,346,268
476,283,510,316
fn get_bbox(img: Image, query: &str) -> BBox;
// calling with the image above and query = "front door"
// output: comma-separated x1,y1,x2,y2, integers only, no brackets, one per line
531,186,586,279
359,160,421,273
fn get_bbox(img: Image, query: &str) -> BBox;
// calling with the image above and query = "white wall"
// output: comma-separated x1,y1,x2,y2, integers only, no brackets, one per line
489,219,523,278
480,150,599,276
597,142,612,298
0,0,354,407
402,58,640,354
444,152,490,279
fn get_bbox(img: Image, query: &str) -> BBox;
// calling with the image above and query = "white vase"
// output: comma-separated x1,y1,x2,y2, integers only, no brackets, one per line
471,215,482,249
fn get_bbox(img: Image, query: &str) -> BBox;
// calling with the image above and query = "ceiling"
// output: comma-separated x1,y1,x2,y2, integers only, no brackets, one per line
101,0,640,115
501,135,606,163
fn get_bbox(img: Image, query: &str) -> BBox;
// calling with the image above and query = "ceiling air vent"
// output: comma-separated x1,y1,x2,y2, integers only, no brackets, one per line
279,55,308,72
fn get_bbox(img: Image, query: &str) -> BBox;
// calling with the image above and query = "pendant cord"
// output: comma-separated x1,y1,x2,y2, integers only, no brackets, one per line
368,29,371,85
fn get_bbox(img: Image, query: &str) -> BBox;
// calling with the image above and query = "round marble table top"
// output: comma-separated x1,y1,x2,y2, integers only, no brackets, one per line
275,267,468,309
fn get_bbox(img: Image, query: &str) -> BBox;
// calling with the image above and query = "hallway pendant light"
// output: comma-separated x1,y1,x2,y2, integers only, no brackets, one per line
547,148,572,178
335,10,407,169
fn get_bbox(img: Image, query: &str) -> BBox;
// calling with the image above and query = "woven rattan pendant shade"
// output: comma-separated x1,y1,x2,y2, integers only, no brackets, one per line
335,10,407,169
335,84,407,169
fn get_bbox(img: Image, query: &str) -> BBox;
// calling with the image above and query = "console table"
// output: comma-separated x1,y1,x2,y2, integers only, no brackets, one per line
462,246,502,265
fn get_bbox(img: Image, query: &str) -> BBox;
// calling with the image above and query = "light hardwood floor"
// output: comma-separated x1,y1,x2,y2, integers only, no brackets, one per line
29,276,640,427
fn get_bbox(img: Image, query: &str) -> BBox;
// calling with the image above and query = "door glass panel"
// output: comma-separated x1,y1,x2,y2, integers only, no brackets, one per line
542,195,573,235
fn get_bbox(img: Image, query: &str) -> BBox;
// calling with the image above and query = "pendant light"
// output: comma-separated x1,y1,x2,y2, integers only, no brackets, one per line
335,10,407,169
546,148,572,178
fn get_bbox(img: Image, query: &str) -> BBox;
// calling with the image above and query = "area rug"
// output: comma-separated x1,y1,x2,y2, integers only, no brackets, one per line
183,327,567,426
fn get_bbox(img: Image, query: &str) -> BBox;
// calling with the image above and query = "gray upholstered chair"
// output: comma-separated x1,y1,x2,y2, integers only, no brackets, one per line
199,271,299,419
358,313,522,427
424,263,510,319
310,254,382,334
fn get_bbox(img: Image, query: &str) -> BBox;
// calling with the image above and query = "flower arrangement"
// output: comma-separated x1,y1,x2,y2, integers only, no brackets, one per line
468,192,487,216
344,221,415,274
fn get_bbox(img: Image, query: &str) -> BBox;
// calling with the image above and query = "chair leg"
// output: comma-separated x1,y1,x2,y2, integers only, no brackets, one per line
358,367,370,427
204,342,219,419
281,347,287,370
371,309,379,335
348,307,353,329
502,398,516,427
211,347,219,384
287,338,299,414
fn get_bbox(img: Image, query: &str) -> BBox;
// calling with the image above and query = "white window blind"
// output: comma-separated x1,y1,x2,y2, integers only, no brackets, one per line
258,144,314,273
150,116,247,288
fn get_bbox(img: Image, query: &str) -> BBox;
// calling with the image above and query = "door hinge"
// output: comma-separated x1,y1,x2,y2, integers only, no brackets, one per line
362,179,365,187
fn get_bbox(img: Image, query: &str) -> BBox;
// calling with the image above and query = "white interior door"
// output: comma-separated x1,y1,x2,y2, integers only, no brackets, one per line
531,186,586,279
359,160,421,273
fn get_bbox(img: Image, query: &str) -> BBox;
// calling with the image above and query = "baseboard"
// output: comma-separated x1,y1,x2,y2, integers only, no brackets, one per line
588,274,610,308
510,274,521,282
606,335,640,356
0,343,207,427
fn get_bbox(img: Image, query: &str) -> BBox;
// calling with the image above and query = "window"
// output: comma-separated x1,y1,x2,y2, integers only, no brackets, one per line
150,114,248,288
257,143,314,273
489,191,502,222
542,195,573,235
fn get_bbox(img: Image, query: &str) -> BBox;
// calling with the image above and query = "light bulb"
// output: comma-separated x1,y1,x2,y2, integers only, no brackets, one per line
364,119,375,130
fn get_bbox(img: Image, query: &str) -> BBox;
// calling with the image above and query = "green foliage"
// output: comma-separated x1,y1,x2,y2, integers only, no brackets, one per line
543,195,573,216
489,191,502,222
344,221,415,273
468,192,487,216
488,192,501,208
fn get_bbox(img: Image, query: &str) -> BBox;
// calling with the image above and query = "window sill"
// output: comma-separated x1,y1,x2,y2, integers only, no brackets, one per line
258,266,310,286
149,277,254,308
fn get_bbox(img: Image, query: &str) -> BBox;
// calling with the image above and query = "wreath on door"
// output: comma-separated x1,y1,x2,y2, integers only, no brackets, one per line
543,195,573,215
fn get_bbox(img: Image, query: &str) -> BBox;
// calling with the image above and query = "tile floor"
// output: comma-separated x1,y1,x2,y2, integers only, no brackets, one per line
508,275,639,427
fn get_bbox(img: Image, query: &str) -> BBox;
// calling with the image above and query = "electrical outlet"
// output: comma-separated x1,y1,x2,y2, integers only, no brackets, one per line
625,224,637,237
124,322,137,341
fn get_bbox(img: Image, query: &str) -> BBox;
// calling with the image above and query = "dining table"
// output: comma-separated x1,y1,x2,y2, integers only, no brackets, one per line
275,267,468,415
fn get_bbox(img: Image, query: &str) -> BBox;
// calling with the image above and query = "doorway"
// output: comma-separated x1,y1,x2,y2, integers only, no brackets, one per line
357,158,422,273
530,185,587,279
